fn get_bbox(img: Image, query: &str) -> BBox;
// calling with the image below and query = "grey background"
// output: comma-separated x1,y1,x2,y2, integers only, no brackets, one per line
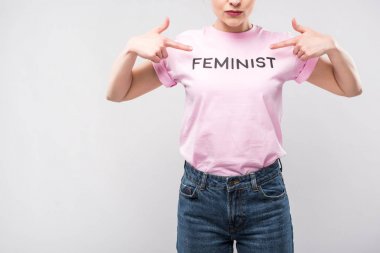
0,0,379,252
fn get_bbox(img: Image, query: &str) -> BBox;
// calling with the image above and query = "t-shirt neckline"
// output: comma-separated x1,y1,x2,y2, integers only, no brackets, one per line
204,23,261,39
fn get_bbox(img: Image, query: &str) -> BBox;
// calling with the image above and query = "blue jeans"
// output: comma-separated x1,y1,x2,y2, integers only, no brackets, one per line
176,158,294,253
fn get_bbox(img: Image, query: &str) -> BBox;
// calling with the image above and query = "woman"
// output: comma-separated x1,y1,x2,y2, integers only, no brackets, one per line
106,0,362,252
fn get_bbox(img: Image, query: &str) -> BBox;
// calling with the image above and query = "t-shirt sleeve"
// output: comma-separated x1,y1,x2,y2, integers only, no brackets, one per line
284,31,320,84
151,54,177,88
151,33,182,88
293,55,320,84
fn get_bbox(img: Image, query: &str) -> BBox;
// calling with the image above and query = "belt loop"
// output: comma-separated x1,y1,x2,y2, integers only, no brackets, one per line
278,158,283,172
199,172,208,191
249,173,259,192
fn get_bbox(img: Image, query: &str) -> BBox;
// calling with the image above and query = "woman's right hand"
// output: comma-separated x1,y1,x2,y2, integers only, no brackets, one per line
124,17,193,63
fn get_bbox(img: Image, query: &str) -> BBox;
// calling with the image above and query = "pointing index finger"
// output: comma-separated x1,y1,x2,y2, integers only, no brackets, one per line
164,38,193,51
270,37,298,49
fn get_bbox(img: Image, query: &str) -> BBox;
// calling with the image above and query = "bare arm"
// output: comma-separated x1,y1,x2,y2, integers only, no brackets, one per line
120,59,164,101
105,17,192,103
309,43,362,97
270,18,363,97
105,48,139,102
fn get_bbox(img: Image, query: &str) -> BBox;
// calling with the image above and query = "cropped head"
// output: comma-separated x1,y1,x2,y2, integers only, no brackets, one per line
210,0,256,32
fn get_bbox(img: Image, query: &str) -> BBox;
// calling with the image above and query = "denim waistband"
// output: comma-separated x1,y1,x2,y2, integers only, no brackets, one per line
183,158,283,190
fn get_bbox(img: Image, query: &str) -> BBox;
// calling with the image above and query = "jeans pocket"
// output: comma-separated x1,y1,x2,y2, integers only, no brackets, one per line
179,174,199,199
258,172,287,199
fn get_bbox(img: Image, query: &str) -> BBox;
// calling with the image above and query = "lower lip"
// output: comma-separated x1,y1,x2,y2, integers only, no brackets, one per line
226,11,242,17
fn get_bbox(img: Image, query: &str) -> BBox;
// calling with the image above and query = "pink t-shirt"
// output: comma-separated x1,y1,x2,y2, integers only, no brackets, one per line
152,24,319,176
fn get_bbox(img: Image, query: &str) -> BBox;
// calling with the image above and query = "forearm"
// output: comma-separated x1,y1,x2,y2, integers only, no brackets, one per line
326,40,363,96
106,47,138,102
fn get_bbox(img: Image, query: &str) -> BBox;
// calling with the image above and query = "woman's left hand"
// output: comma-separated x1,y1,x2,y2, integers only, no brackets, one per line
270,17,337,60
